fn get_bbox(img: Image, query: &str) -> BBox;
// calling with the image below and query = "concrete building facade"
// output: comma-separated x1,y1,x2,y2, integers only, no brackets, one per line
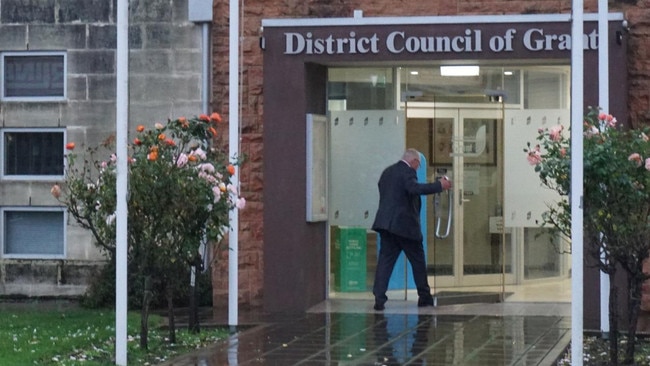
0,0,206,297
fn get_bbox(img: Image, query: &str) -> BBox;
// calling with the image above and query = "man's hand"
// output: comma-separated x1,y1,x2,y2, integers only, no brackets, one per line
440,176,453,190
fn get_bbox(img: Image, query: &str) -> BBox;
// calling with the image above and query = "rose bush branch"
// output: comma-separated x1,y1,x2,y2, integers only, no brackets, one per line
52,112,245,348
525,107,650,364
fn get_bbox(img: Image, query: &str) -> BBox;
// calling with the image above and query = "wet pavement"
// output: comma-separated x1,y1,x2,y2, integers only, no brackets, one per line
160,300,571,365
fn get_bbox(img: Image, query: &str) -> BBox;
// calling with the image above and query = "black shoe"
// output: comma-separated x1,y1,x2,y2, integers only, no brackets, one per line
373,303,385,311
417,298,434,307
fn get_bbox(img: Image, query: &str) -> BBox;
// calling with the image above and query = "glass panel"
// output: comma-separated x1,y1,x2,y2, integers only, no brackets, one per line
462,117,504,275
524,228,561,279
4,210,64,256
400,67,520,104
328,110,405,294
523,68,569,109
328,67,394,111
429,118,454,276
406,118,454,276
4,131,64,176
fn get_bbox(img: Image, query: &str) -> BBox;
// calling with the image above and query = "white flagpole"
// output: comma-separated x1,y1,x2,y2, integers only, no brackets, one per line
597,0,610,338
571,0,585,364
228,0,240,327
115,0,129,363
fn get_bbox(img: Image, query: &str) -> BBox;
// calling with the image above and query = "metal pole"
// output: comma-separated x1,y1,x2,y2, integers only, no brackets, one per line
571,0,585,364
598,0,610,338
228,0,240,328
115,0,129,363
201,23,210,114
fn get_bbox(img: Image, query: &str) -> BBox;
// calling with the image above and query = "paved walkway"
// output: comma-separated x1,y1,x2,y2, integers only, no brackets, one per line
160,300,571,365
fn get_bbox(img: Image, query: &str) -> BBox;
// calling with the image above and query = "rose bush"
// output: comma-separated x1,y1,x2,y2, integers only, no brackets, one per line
525,107,650,364
53,112,244,348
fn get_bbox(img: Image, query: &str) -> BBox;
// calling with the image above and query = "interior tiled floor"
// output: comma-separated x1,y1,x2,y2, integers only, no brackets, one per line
327,277,571,304
162,279,571,365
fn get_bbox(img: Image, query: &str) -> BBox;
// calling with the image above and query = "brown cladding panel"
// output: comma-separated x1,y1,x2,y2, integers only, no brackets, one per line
263,54,329,311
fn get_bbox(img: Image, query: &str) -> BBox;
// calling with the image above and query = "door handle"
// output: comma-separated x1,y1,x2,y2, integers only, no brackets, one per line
435,190,453,239
459,189,470,205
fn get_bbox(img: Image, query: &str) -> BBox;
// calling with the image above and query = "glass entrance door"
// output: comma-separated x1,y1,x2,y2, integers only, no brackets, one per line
407,106,510,290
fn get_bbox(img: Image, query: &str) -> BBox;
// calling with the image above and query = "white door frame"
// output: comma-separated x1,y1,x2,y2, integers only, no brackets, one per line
407,103,514,288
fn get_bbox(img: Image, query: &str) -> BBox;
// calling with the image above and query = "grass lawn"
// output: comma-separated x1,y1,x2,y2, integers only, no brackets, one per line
0,301,230,365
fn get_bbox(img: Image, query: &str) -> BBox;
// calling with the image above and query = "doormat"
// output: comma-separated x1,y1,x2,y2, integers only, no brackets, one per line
433,291,513,306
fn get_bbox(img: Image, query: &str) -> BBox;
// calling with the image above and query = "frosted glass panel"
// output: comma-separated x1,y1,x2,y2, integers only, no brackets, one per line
503,109,569,227
329,110,405,228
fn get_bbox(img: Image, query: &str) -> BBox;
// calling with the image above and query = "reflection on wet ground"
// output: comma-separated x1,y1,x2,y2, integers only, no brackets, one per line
161,302,570,366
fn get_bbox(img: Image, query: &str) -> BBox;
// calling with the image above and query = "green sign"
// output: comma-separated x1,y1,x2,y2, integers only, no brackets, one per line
334,226,367,292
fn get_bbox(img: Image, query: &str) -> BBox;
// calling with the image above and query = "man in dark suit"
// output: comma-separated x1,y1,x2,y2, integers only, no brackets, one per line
372,148,452,310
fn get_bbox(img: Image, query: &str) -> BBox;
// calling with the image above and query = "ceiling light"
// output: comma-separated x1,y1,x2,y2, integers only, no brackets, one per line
440,66,479,77
410,70,419,75
504,71,513,76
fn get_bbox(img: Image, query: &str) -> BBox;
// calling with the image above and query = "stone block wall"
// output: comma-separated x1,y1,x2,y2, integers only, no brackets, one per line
0,0,205,297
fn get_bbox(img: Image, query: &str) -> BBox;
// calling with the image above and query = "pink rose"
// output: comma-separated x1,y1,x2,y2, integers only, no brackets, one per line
629,153,643,167
549,125,563,142
527,150,542,165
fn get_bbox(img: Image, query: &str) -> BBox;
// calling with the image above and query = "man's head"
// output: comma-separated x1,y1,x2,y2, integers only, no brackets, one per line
402,148,421,170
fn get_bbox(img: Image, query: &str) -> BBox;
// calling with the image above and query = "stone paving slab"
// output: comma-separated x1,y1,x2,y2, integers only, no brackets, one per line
161,301,571,366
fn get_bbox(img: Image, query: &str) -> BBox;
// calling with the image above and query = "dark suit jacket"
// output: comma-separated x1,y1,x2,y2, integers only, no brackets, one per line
372,160,444,241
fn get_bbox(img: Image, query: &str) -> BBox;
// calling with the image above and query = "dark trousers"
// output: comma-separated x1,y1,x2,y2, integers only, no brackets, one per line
372,231,433,305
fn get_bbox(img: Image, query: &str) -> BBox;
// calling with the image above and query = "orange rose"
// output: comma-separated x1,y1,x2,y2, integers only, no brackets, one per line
158,133,166,141
66,142,75,150
147,151,158,161
165,139,176,146
150,146,159,152
188,155,198,162
227,164,236,175
133,138,142,146
210,112,222,123
199,114,210,122
136,125,145,132
208,127,217,137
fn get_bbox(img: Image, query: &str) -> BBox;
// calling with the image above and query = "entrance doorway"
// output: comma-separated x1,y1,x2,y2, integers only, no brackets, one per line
327,65,571,302
407,106,510,290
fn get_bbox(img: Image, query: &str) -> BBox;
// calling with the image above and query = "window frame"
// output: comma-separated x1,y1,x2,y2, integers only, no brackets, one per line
1,206,67,259
1,51,67,102
0,127,67,181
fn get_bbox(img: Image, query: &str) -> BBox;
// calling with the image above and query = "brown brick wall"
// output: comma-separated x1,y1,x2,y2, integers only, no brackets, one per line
210,0,649,310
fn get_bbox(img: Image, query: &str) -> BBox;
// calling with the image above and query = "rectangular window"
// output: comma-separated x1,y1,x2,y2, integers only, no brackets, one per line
2,207,66,258
1,128,66,180
1,51,66,101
